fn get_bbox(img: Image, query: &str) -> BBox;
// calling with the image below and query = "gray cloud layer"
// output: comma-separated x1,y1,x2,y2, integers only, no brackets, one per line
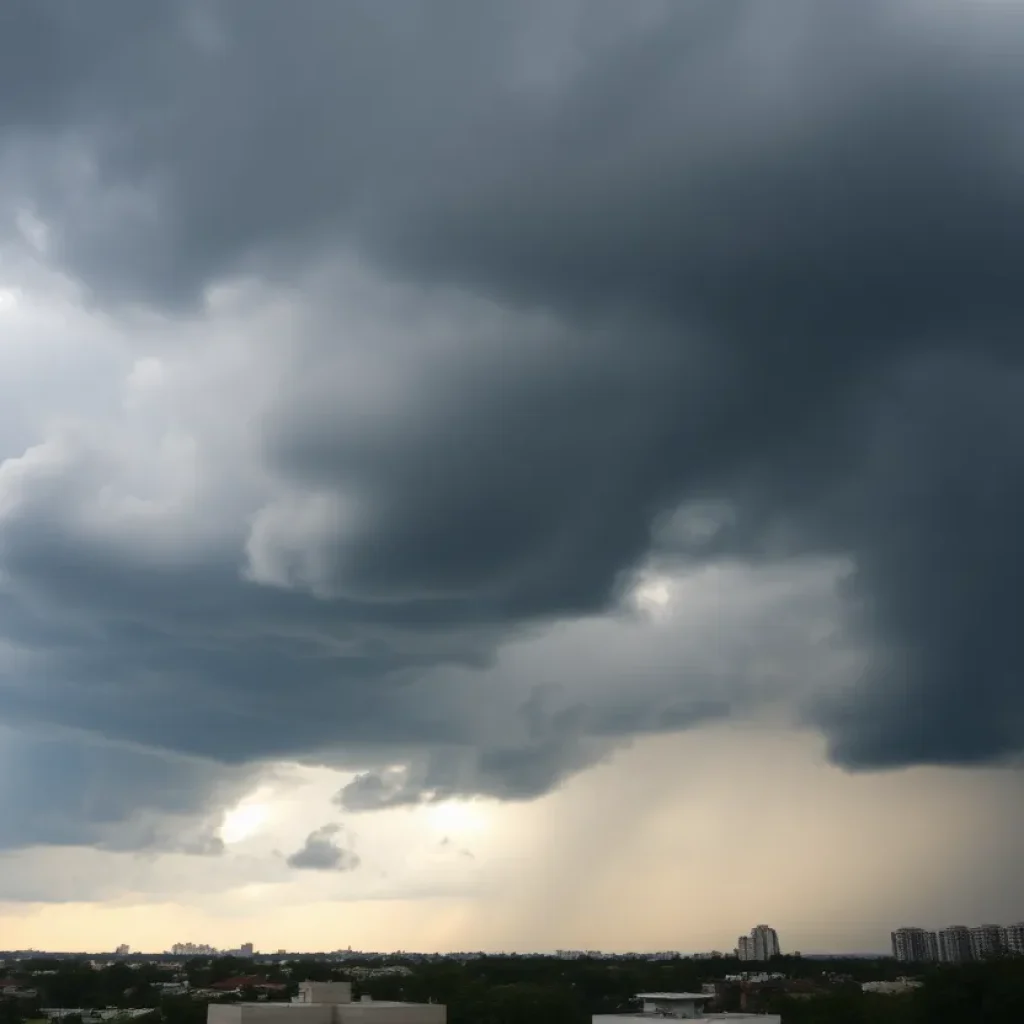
0,0,1023,851
0,725,250,853
286,824,360,873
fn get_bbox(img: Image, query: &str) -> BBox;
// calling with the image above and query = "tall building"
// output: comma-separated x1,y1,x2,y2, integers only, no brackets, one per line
172,942,219,956
938,926,973,963
736,925,780,961
891,928,938,962
1002,923,1024,957
115,944,130,957
752,925,781,960
240,943,254,958
970,925,1005,960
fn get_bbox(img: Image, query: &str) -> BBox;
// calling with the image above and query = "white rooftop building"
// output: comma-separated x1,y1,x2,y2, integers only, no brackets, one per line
208,982,445,1024
861,979,922,995
592,992,780,1023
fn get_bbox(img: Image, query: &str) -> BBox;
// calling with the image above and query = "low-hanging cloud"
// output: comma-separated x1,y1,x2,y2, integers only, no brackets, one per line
286,825,360,873
0,0,1022,854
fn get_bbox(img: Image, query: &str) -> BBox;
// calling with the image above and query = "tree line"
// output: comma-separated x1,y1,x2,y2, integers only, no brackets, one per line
3,953,1024,1024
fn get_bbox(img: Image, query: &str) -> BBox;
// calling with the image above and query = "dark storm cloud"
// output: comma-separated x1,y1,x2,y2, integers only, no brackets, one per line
335,687,732,811
811,356,1024,767
0,725,248,852
336,735,609,812
0,0,1022,854
286,824,360,872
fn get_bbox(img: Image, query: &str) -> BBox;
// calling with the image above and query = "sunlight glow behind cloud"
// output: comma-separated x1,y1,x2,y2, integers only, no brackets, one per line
220,796,271,845
424,801,493,837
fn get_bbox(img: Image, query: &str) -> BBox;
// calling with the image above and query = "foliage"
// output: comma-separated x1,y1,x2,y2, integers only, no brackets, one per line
5,953,1024,1023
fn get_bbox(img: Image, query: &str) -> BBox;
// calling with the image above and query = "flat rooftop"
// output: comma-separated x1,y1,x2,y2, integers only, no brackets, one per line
236,1004,428,1010
594,1016,775,1022
635,993,710,1000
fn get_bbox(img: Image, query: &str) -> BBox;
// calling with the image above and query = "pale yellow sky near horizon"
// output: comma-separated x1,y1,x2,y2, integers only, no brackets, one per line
3,725,1021,955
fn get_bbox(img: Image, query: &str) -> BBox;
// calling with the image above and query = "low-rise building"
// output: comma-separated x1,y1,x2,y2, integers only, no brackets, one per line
209,976,287,996
208,981,444,1024
157,982,191,996
592,991,780,1023
346,968,413,981
41,1010,154,1021
1,986,38,999
862,979,922,995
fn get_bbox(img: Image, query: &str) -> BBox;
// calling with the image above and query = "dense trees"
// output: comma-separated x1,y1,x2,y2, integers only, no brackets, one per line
0,997,25,1024
4,953,1024,1023
357,954,1024,1024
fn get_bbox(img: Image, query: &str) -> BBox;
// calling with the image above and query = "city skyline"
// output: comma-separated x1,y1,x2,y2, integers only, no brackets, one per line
30,919,1024,960
2,1,1024,956
892,922,1024,963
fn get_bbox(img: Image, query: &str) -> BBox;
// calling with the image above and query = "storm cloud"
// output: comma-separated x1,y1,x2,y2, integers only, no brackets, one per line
0,0,1023,852
0,725,251,853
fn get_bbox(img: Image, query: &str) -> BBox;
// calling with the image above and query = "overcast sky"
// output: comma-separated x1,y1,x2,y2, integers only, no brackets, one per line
2,0,1024,955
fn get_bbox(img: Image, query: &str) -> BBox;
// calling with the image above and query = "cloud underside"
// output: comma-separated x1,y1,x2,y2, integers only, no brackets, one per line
0,0,1023,849
286,824,360,872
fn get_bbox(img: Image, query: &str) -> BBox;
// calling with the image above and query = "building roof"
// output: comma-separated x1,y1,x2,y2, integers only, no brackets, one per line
235,1002,430,1010
210,976,287,991
594,1015,774,1023
635,993,710,1001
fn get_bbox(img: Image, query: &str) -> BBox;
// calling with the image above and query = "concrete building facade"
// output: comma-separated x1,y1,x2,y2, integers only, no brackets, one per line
751,926,780,961
1003,922,1024,957
735,925,780,962
862,980,922,995
891,927,938,962
208,982,445,1024
938,926,974,964
970,925,1005,961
